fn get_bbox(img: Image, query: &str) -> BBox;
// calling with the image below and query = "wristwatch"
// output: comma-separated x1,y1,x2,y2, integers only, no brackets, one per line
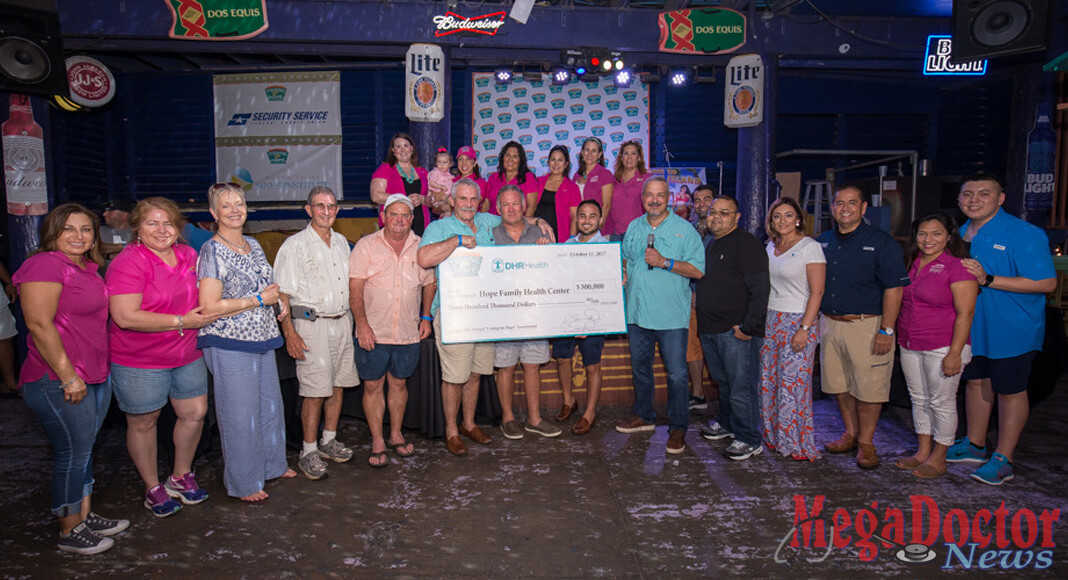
800,324,812,332
879,327,895,336
982,274,994,287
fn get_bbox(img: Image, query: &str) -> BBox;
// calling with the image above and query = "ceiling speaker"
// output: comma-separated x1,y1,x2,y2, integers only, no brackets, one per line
0,0,69,97
951,0,1051,62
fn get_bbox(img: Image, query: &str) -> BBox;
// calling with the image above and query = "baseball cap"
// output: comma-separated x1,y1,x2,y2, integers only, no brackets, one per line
100,199,133,213
457,146,478,160
383,193,414,212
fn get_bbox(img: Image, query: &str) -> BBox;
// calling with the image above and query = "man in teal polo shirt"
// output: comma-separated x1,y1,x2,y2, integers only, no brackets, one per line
948,173,1056,485
615,177,705,455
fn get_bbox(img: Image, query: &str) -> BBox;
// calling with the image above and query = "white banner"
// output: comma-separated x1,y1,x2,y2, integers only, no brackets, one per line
213,71,342,201
438,243,626,343
406,44,445,122
471,73,650,174
724,53,763,128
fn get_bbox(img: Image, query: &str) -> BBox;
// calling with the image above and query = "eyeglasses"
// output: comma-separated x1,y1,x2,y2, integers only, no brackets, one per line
708,210,737,218
310,203,339,211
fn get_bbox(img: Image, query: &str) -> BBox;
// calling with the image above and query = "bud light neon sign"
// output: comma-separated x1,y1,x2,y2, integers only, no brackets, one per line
923,36,986,76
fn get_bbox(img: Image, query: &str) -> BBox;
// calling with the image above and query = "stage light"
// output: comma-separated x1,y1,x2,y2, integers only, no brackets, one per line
601,59,612,72
614,68,633,88
615,60,624,71
669,68,690,87
494,68,513,84
576,65,587,76
590,57,601,67
552,67,572,85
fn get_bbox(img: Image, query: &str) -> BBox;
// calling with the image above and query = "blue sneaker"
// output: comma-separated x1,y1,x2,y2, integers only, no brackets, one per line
145,483,182,517
971,452,1014,486
946,437,988,463
165,472,209,505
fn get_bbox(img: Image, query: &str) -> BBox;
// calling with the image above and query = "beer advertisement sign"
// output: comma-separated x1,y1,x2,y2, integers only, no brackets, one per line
167,0,268,40
406,44,446,123
658,8,746,55
724,54,763,128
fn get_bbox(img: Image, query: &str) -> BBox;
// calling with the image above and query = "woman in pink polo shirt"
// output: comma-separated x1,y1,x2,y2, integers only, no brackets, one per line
452,145,488,209
15,203,127,555
530,144,581,242
370,133,431,235
609,140,651,241
573,137,615,233
894,213,978,478
107,198,219,517
484,140,538,215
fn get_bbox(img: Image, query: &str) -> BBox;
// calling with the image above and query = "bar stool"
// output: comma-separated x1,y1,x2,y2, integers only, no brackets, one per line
802,180,833,235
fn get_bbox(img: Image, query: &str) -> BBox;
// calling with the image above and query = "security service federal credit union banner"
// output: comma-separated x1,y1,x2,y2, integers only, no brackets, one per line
470,73,650,174
213,71,342,201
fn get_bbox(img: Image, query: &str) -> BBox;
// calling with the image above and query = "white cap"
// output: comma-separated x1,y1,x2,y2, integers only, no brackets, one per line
383,193,414,211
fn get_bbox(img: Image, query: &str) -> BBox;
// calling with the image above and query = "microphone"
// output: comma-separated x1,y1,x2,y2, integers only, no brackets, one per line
647,233,655,270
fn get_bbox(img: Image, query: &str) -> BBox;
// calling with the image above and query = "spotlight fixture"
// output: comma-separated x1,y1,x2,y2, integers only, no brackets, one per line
559,48,625,79
668,67,690,87
552,67,572,85
614,68,633,88
494,68,514,84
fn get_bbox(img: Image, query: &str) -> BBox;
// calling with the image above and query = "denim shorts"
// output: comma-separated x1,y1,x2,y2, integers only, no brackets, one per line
356,343,421,381
111,358,209,414
551,335,606,366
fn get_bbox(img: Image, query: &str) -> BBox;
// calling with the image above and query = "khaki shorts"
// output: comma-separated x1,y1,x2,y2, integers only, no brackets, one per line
293,314,360,398
819,314,893,403
686,307,703,363
434,317,494,384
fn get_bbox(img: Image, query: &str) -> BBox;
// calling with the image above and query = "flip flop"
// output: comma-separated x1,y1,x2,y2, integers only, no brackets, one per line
368,451,389,468
388,441,415,458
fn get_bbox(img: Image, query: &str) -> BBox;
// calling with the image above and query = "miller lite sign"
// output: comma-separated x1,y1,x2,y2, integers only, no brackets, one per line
405,44,445,122
724,54,763,128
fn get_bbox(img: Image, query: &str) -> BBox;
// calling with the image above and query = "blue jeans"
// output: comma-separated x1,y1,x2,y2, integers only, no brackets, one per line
21,376,112,517
627,324,689,431
701,331,764,446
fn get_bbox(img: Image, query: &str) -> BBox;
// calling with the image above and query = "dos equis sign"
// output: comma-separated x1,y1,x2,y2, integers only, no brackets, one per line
658,8,746,55
167,0,269,40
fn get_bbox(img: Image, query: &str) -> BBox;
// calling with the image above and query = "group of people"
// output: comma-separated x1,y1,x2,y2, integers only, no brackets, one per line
11,127,1054,557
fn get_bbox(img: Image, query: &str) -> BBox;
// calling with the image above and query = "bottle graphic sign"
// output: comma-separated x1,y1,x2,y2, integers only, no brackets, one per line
1024,101,1055,212
2,94,49,216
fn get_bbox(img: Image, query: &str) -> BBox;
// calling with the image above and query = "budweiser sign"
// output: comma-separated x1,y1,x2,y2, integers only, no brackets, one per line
433,11,506,37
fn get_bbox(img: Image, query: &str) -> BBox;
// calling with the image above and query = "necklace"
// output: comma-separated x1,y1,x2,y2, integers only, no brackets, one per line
217,234,249,253
397,164,416,184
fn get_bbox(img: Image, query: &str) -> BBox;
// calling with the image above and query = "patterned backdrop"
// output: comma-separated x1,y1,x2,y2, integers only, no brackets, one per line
470,73,650,174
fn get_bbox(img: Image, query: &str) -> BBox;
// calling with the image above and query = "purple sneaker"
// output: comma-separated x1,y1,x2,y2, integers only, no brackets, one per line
145,483,181,518
165,472,209,505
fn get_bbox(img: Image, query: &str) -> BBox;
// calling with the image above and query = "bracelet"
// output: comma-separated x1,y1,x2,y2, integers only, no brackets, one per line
667,259,675,272
457,235,463,248
61,376,78,389
421,315,434,322
177,315,185,337
255,294,264,307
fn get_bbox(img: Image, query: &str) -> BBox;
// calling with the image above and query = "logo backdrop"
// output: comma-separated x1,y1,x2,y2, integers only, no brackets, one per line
213,71,342,201
470,73,650,174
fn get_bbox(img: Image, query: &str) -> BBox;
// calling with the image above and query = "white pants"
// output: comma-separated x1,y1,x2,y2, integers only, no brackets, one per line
900,345,972,446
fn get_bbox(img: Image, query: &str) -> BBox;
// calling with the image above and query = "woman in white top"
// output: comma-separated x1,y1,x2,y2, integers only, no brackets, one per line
759,197,826,461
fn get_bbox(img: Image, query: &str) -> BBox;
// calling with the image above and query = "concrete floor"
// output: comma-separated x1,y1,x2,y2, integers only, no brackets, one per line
1,379,1066,579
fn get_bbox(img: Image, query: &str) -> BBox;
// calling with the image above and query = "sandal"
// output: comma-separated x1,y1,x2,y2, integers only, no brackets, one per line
388,441,415,458
368,451,389,468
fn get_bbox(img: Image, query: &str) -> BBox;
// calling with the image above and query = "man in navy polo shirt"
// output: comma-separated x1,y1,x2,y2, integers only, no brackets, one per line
947,173,1056,486
818,185,909,469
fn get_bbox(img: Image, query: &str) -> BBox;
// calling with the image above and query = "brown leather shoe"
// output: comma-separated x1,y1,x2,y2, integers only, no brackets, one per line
824,433,858,454
556,400,578,422
570,416,593,436
666,429,686,455
459,425,493,445
445,435,467,456
856,443,879,469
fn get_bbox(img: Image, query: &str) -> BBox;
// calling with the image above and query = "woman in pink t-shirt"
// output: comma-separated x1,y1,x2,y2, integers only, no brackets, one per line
609,140,651,240
894,213,978,479
531,145,582,242
484,140,538,215
107,198,219,518
572,137,615,232
370,133,431,235
14,203,126,555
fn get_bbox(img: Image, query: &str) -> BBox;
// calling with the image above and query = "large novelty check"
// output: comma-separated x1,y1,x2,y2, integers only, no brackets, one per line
438,243,626,344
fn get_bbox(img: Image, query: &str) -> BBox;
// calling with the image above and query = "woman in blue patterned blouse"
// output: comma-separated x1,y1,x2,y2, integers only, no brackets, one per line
197,183,294,501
